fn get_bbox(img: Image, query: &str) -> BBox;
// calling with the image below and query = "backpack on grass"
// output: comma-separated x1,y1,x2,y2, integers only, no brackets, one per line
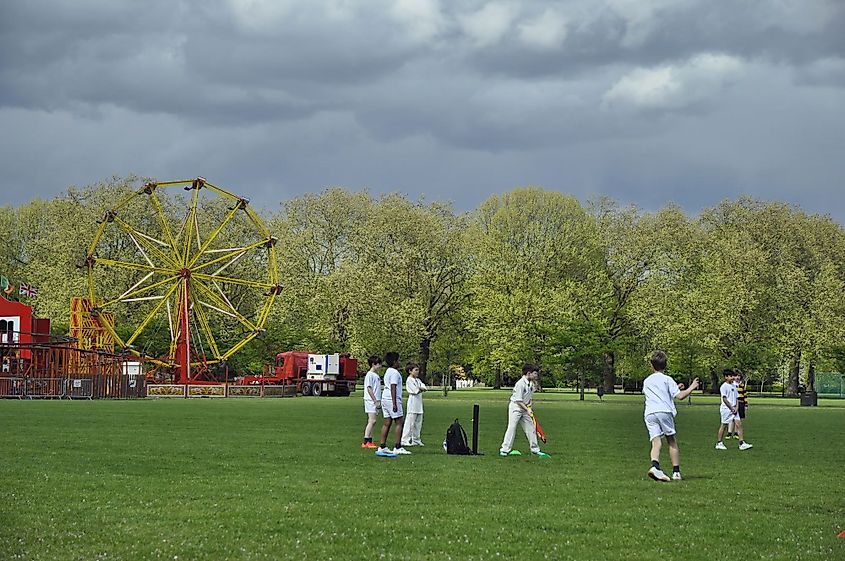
445,418,473,455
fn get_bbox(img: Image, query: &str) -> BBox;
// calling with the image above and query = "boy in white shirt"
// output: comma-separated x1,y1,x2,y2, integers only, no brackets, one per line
377,352,410,456
726,369,749,439
499,364,550,458
715,369,753,451
361,355,382,449
401,363,427,447
642,350,699,482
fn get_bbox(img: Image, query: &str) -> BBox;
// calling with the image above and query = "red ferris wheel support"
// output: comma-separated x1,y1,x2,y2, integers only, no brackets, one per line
175,271,192,384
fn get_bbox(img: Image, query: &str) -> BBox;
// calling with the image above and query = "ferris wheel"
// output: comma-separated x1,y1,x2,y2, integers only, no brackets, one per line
83,178,281,383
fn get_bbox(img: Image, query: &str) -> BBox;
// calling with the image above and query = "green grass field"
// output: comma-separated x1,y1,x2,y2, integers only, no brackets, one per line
1,391,843,561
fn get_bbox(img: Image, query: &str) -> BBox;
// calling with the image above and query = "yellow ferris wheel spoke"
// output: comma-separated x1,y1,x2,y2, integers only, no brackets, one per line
190,359,220,367
187,202,244,268
94,258,171,275
167,292,180,361
102,274,180,309
147,186,182,264
190,278,257,331
255,288,280,327
192,272,273,290
192,239,269,275
210,279,238,314
125,281,181,347
181,181,202,267
189,290,221,359
191,247,248,274
202,181,242,203
87,218,110,258
86,265,96,303
222,330,260,360
111,189,144,214
112,216,180,270
155,179,196,187
140,355,171,367
267,243,279,285
240,207,278,283
243,206,273,239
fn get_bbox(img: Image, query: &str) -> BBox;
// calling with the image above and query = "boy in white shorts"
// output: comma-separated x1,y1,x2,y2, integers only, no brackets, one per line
361,355,382,449
642,350,699,482
715,369,753,451
377,352,410,456
401,363,427,447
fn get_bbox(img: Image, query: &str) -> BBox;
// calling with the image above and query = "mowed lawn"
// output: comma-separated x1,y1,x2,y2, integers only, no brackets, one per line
1,391,843,561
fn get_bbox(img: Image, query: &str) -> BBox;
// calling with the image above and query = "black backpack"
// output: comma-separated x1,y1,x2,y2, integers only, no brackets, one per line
445,418,473,455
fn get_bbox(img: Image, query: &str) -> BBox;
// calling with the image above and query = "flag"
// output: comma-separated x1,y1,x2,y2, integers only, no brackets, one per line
19,283,36,298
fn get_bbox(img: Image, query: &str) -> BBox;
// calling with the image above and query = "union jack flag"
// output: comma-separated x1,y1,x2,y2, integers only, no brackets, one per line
19,283,37,298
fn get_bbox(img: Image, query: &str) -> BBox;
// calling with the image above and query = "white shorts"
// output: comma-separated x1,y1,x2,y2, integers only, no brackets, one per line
645,412,676,440
364,400,379,415
381,398,404,419
720,409,738,425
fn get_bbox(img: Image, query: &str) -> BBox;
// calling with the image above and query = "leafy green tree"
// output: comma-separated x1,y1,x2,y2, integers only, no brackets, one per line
467,187,596,384
267,188,373,354
350,194,470,380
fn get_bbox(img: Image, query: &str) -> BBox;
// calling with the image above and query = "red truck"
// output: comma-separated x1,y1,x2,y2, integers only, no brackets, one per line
243,351,358,396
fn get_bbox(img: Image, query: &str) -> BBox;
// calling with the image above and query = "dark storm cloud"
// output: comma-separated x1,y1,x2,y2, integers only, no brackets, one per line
0,0,843,222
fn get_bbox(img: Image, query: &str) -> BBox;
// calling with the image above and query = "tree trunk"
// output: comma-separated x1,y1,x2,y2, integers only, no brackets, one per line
603,351,616,394
787,348,801,397
418,336,431,384
708,368,720,394
579,372,585,401
494,364,501,389
808,362,815,392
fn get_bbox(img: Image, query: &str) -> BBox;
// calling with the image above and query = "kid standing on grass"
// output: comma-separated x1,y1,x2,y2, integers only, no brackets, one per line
716,369,753,451
726,369,748,439
401,363,427,447
361,355,382,449
499,364,550,458
377,352,410,456
642,350,700,482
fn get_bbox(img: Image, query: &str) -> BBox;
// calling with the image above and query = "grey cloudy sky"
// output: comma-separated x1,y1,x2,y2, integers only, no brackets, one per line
1,0,843,220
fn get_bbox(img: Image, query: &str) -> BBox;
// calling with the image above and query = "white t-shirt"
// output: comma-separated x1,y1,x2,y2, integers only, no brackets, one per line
509,376,533,407
363,370,381,404
382,367,403,401
642,372,680,417
406,376,427,414
720,381,737,412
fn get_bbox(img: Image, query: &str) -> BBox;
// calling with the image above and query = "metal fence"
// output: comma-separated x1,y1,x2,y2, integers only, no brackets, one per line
64,378,94,399
0,375,148,399
24,378,66,398
0,377,26,398
816,373,845,397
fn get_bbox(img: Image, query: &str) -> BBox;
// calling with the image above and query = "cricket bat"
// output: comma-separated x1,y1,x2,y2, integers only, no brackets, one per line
531,412,547,443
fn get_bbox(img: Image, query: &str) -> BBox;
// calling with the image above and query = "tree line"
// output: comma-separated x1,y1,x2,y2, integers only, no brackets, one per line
2,177,844,394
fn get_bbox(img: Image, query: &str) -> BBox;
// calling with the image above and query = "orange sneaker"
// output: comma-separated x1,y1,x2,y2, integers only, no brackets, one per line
361,442,378,449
